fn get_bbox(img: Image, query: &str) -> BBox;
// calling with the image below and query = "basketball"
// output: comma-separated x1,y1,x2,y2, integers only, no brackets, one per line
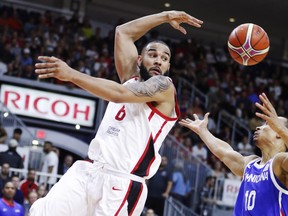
227,23,270,66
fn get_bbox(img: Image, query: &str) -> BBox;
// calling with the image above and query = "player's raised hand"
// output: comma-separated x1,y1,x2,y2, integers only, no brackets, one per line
179,113,209,135
35,56,76,82
166,11,203,35
255,93,283,133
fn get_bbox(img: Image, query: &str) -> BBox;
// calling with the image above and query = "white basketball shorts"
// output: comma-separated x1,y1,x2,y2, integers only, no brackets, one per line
30,160,147,216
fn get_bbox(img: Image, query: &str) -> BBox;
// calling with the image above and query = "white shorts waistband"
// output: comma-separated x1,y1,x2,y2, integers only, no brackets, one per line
93,161,146,183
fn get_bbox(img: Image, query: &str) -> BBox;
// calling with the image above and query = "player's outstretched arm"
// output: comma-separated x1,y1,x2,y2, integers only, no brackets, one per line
255,93,288,146
114,11,203,83
179,113,255,176
35,56,173,103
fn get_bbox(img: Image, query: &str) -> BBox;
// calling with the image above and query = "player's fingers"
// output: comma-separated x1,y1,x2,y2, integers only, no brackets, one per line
178,120,189,126
177,25,187,34
185,118,193,123
185,15,203,27
38,56,59,62
255,102,268,114
35,62,57,69
259,93,277,115
35,67,56,74
193,114,199,120
255,112,268,121
204,112,210,120
38,73,55,79
263,95,277,115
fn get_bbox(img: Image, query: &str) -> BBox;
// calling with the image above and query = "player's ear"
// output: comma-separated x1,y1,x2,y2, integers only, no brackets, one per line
137,55,142,67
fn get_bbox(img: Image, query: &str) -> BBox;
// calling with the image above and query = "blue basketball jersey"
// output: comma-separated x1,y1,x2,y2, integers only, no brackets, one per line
234,158,288,216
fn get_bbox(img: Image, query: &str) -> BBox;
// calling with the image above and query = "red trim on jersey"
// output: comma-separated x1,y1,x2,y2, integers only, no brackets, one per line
115,180,133,216
146,102,178,120
281,209,285,216
145,156,156,176
128,183,144,216
145,120,167,175
131,134,153,174
148,110,155,121
154,120,168,143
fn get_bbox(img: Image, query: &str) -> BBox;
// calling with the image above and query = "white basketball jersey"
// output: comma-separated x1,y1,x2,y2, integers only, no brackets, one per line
88,77,180,179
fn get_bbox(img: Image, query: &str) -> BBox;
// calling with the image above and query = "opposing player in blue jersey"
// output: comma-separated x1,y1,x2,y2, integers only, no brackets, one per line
179,92,288,216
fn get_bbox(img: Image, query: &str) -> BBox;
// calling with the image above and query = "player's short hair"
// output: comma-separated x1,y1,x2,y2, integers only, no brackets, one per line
140,40,170,55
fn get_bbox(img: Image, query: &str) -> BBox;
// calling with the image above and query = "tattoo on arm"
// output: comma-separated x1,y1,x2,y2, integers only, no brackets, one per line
126,76,171,97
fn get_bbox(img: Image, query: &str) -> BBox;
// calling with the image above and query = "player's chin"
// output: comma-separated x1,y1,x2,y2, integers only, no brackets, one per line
253,137,259,145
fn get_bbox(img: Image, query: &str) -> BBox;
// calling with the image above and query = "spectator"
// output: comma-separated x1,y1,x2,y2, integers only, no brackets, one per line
0,125,7,144
237,136,253,156
36,184,47,199
11,175,24,205
58,155,74,175
20,48,33,67
0,181,24,216
20,168,38,201
196,176,216,216
12,128,23,147
39,141,59,190
192,141,208,163
182,137,193,153
0,139,24,169
210,160,226,179
24,191,38,216
145,156,173,216
170,161,190,205
145,208,156,216
0,163,11,193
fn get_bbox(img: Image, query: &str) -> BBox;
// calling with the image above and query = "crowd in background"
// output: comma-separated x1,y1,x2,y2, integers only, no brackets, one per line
0,126,74,215
1,4,288,216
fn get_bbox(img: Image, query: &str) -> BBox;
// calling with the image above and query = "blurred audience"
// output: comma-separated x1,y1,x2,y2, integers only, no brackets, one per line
237,135,254,156
192,141,208,163
23,190,38,216
39,141,59,190
58,154,74,175
0,125,7,144
145,156,172,216
36,184,47,199
11,175,24,205
0,163,11,193
196,176,216,216
0,138,24,169
20,168,38,201
170,161,191,206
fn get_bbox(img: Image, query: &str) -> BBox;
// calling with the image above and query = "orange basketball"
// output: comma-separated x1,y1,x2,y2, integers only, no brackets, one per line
227,23,270,66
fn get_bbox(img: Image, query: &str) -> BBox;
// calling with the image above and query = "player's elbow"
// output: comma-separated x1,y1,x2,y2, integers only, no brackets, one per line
108,91,127,103
115,25,137,41
115,26,125,40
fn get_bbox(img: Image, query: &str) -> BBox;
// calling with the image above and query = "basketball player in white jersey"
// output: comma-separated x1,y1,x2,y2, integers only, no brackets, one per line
30,11,203,216
179,93,288,215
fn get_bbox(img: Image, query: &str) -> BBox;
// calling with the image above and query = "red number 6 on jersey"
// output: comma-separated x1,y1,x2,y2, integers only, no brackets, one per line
115,105,126,121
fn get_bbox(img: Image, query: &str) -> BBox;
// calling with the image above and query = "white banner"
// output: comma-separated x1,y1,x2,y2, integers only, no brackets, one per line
222,178,241,206
0,84,96,127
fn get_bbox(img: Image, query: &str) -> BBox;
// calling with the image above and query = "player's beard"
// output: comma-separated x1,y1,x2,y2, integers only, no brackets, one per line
139,62,169,81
